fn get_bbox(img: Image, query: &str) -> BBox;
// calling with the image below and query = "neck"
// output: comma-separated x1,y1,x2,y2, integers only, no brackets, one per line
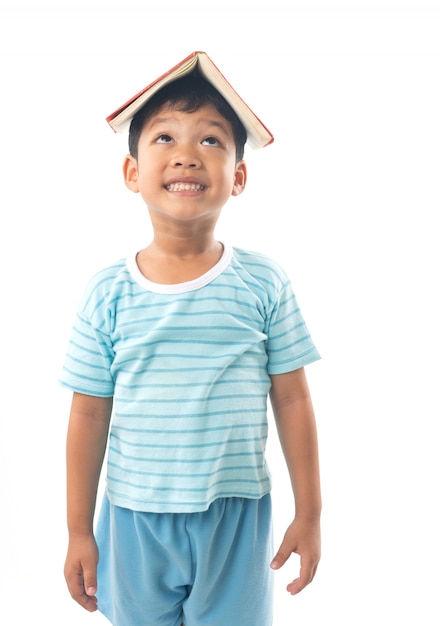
136,235,224,285
148,231,221,259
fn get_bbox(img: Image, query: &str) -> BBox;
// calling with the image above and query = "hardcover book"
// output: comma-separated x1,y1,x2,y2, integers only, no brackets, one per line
106,51,274,150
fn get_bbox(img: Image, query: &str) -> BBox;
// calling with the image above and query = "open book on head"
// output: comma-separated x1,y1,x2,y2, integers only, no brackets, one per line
106,51,274,150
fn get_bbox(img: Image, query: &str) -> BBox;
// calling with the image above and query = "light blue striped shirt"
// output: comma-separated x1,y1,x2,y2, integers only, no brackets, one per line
59,245,320,512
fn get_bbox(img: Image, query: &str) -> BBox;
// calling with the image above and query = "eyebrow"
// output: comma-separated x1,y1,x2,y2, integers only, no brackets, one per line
147,116,231,135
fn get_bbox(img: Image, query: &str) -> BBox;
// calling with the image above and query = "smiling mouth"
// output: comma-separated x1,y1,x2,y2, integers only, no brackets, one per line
166,183,206,192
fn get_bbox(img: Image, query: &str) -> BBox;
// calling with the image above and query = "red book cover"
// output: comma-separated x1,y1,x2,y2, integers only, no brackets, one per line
106,51,274,150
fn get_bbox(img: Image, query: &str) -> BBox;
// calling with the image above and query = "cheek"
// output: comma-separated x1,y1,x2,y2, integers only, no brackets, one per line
136,162,160,190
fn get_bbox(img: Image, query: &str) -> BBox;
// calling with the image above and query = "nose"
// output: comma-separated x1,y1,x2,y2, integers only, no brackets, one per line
172,146,201,168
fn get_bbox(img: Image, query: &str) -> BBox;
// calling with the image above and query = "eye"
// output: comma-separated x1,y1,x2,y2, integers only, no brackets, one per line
156,134,173,144
201,136,220,146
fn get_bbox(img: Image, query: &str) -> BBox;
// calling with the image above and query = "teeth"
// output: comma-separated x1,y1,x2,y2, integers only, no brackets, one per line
166,183,205,191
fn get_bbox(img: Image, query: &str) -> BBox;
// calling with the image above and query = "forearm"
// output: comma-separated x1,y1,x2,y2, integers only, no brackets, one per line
270,369,321,520
66,393,112,535
276,399,321,519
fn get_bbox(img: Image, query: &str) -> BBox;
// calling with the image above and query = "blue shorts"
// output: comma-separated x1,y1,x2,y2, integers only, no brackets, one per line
95,493,274,626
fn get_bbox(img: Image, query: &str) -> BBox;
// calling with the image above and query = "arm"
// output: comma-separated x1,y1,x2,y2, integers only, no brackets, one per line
269,367,321,595
64,392,113,612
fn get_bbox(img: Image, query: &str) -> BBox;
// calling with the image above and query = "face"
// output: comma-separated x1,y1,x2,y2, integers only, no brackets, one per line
123,103,247,228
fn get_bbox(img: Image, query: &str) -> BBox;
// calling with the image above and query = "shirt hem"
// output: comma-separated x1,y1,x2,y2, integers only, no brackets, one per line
105,486,272,514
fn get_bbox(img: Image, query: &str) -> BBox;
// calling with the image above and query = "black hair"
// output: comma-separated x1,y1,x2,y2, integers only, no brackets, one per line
128,74,247,162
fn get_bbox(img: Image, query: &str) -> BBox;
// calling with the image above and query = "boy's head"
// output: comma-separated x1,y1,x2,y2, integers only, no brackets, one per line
128,74,247,163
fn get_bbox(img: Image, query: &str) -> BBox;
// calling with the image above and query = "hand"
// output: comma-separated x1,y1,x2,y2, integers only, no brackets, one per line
64,533,99,612
270,517,321,595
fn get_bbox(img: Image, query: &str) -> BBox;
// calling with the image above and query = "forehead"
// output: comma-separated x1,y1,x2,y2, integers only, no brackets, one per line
143,102,234,134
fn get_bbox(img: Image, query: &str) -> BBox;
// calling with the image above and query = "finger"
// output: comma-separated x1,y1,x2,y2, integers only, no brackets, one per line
286,558,318,595
65,568,98,612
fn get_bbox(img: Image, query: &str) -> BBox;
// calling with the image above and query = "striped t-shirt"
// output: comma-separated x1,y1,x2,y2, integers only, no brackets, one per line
59,245,320,513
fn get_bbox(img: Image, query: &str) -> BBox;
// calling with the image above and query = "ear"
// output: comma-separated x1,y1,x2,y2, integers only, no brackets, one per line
231,160,247,196
123,154,140,193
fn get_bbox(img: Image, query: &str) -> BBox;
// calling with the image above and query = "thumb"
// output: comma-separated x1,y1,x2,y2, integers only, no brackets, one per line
270,538,294,570
82,548,99,598
85,583,97,597
84,570,98,597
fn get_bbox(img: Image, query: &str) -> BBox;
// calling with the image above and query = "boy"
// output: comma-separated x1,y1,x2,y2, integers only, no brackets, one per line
60,55,321,626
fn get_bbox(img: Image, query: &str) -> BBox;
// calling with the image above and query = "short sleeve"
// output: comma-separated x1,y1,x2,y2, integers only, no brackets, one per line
266,281,320,375
59,301,115,397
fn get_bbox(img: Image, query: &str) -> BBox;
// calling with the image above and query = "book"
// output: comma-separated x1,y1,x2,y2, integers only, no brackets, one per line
106,51,274,150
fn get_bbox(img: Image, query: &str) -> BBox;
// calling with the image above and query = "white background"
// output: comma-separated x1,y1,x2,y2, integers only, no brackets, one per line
1,1,439,624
